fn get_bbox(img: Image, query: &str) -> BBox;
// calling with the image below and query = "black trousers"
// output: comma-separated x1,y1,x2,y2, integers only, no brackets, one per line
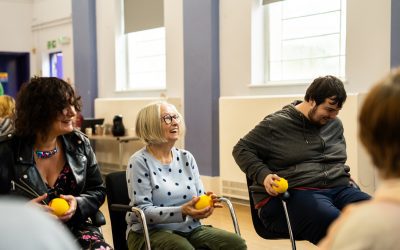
259,185,371,244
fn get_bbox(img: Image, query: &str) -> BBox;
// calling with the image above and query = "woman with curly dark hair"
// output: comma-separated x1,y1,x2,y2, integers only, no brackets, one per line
0,77,112,250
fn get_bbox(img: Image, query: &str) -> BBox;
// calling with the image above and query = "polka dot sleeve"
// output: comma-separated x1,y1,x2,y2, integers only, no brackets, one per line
126,147,202,233
183,150,206,196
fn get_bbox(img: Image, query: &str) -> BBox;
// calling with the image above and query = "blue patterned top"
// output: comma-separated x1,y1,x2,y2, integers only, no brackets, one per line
126,147,205,234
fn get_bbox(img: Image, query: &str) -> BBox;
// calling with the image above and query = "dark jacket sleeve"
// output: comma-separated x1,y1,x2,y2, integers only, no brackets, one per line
68,132,106,222
0,135,14,194
232,117,274,185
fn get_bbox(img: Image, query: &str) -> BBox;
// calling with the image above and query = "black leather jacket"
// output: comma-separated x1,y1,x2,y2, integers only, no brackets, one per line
0,130,106,226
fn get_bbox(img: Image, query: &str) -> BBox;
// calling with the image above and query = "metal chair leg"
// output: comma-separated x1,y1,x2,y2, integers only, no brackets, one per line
281,199,296,250
219,197,241,236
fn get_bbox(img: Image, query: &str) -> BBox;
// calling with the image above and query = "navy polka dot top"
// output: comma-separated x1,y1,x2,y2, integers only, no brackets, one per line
126,147,205,233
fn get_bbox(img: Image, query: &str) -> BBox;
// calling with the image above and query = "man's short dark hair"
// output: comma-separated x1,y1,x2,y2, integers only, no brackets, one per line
304,75,347,108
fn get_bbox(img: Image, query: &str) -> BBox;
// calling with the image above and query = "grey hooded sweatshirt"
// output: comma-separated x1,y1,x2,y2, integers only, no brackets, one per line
233,100,351,205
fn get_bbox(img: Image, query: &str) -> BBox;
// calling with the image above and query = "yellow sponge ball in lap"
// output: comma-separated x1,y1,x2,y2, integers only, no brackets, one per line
49,198,70,216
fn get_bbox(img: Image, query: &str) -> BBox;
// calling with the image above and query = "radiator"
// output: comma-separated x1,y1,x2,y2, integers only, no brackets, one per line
221,180,249,200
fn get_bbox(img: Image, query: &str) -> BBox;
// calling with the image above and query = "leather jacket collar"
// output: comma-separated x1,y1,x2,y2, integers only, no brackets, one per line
1,130,106,222
10,132,90,203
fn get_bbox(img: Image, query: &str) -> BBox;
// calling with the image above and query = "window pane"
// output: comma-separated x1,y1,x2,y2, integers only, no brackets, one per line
264,0,346,83
126,27,166,90
282,0,340,19
271,57,341,81
282,11,341,40
267,4,283,61
281,34,340,60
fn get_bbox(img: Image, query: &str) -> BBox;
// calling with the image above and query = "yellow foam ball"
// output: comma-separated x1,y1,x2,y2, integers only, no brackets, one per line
272,178,289,193
194,194,213,210
49,198,70,216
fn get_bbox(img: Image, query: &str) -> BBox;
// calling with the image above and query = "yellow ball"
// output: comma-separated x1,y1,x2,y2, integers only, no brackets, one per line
194,194,213,210
272,178,288,193
49,198,70,216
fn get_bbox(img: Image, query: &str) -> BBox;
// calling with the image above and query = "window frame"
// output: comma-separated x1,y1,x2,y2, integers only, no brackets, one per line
257,0,347,86
124,27,167,91
115,0,167,93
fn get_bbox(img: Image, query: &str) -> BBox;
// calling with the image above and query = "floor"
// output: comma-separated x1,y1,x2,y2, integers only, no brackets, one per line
99,199,319,250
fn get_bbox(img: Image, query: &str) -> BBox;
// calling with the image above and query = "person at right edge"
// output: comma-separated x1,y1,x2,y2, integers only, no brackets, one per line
232,75,371,245
319,67,400,249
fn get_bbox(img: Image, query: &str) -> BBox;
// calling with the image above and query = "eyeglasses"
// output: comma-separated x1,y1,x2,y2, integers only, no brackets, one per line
161,114,180,125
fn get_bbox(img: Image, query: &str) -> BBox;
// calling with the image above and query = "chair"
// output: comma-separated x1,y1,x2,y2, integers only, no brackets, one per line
105,171,150,250
106,171,241,250
91,210,106,229
246,177,296,250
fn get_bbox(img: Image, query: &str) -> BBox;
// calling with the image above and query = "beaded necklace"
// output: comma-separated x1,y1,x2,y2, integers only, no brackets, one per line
35,143,58,159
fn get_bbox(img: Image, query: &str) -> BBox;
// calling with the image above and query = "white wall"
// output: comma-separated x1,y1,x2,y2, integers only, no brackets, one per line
0,0,32,52
0,0,33,72
0,0,74,83
31,0,74,81
345,0,391,93
32,0,70,24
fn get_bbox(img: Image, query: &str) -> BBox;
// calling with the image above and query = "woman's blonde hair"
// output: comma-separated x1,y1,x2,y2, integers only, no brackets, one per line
135,101,185,145
359,67,400,178
0,95,15,118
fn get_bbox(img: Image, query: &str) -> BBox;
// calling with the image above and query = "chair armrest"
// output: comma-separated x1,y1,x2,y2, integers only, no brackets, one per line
110,204,133,212
110,203,151,250
91,210,106,227
219,197,241,236
249,185,266,193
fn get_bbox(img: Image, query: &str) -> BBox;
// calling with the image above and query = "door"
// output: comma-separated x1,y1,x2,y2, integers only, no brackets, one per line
0,52,30,98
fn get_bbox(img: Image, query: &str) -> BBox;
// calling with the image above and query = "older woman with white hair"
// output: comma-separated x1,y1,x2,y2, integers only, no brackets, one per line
126,101,247,250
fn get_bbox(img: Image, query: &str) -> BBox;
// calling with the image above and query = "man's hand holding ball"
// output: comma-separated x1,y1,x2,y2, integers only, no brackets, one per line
264,174,289,196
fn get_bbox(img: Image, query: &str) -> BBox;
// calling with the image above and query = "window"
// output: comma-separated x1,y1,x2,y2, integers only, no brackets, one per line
117,0,166,91
49,52,63,79
126,27,166,90
263,0,346,83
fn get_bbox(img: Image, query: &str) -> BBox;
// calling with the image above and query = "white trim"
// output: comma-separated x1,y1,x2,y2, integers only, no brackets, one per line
0,0,31,3
250,76,348,88
31,16,72,31
113,87,167,93
262,0,284,5
250,81,309,87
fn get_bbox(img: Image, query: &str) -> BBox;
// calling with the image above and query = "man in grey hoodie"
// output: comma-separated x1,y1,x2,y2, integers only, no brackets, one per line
233,75,370,245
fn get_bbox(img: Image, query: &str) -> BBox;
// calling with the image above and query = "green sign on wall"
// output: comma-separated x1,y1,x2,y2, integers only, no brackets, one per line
47,40,57,49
